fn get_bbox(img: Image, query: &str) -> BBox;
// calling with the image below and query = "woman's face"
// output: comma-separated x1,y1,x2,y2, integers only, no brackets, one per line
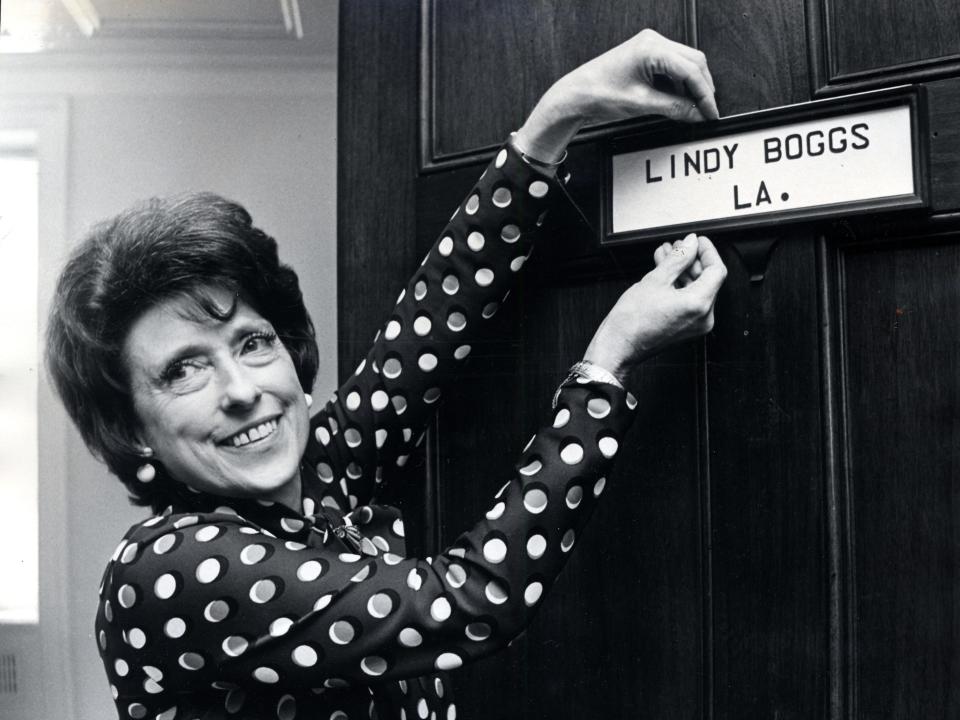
123,288,310,509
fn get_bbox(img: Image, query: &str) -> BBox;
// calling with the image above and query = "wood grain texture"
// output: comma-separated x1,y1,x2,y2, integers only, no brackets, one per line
706,233,829,719
842,235,960,720
416,161,705,719
816,235,853,720
429,0,688,160
337,0,431,551
928,78,960,213
697,0,810,114
827,0,960,78
807,0,960,95
339,4,960,718
338,0,420,367
435,291,705,720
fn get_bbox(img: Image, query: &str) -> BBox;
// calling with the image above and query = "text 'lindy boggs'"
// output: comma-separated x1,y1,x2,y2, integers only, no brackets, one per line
642,121,871,210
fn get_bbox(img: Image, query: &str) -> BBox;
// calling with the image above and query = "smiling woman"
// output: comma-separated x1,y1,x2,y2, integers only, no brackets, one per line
44,29,726,720
46,192,319,512
124,290,311,509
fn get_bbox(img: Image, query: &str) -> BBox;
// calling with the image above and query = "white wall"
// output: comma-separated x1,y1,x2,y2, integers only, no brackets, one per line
0,59,337,719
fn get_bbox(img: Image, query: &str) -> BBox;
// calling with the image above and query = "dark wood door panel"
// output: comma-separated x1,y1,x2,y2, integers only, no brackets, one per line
841,236,960,720
414,154,706,719
699,0,811,114
427,0,690,163
340,3,959,719
928,78,960,212
828,0,960,78
809,0,960,93
338,0,421,371
707,234,829,719
338,0,442,556
433,281,706,719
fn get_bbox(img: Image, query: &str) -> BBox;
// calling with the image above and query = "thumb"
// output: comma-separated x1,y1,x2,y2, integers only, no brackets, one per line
640,86,705,123
654,233,699,283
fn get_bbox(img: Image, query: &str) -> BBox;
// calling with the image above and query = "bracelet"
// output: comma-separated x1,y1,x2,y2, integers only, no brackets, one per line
508,132,568,171
552,360,624,408
568,360,624,388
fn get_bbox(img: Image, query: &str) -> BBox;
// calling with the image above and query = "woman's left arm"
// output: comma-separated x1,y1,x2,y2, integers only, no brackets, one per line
305,29,718,511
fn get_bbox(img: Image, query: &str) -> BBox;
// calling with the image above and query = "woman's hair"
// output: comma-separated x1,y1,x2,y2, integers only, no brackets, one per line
46,192,319,512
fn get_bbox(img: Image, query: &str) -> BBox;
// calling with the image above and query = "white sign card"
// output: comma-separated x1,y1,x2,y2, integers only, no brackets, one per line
610,100,921,239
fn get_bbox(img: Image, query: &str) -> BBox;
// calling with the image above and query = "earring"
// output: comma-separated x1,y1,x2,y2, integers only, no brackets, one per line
304,393,313,408
136,447,156,483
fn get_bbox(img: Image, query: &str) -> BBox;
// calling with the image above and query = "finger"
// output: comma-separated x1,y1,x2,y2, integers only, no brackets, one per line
664,38,716,94
653,243,665,265
696,235,724,270
653,242,672,266
701,262,724,305
681,236,727,297
653,52,719,121
677,253,700,288
641,86,705,123
654,233,699,283
685,73,719,121
685,256,727,300
702,62,716,98
674,266,691,288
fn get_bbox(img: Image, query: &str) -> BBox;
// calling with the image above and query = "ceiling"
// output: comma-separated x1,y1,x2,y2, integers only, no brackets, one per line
0,0,337,63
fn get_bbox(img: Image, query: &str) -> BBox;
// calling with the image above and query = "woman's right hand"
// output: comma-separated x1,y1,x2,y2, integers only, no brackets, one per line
582,234,727,384
514,29,718,162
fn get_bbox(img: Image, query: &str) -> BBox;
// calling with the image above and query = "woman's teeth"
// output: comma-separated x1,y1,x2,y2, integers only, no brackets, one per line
230,419,278,447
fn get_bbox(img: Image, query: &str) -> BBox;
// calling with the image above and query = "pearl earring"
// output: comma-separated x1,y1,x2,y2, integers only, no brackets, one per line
136,447,156,483
304,393,313,408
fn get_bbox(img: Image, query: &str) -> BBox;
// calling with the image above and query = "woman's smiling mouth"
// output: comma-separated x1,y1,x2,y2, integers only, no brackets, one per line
223,417,280,448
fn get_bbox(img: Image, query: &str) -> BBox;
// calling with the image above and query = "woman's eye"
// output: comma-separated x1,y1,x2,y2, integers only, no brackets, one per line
161,360,207,390
241,332,277,355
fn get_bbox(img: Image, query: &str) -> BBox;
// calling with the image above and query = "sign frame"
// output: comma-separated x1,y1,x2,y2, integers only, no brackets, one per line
602,85,929,246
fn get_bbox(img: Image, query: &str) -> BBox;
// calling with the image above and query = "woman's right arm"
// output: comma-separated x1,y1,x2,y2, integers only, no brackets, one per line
305,139,564,511
306,29,720,510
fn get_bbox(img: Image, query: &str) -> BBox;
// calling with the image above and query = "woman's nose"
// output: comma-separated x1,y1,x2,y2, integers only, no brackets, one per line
218,361,262,411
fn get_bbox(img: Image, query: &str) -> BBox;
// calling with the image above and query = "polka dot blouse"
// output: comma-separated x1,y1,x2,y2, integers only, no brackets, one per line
96,139,638,720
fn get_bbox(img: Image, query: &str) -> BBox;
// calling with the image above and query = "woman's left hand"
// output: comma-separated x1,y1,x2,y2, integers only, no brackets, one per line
582,234,727,383
515,29,718,162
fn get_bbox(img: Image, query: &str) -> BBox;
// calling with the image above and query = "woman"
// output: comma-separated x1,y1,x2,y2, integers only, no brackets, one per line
47,30,725,720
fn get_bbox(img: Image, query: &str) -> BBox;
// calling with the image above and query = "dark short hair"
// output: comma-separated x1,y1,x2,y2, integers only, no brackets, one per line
46,192,319,512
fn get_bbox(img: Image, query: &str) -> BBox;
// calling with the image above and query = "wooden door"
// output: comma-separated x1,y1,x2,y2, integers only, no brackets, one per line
338,2,960,718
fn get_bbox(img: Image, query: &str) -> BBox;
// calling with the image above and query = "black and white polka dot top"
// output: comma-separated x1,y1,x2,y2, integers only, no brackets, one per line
96,139,638,720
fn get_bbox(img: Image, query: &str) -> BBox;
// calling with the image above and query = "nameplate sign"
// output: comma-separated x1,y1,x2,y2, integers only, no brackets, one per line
606,88,927,243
